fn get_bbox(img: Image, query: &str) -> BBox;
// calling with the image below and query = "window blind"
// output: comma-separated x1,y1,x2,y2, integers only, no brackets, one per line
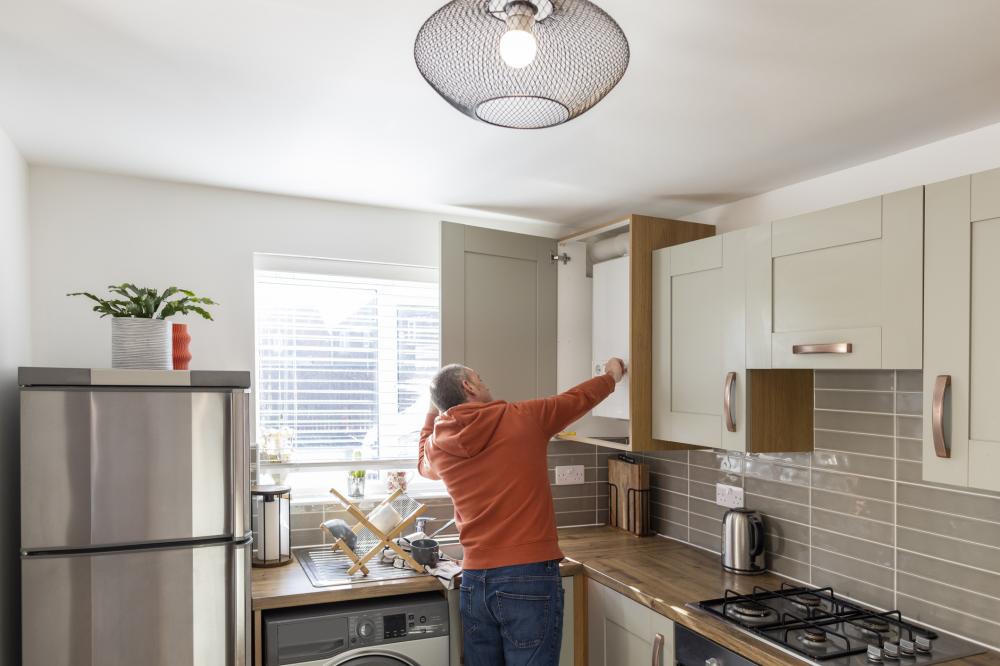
254,269,440,464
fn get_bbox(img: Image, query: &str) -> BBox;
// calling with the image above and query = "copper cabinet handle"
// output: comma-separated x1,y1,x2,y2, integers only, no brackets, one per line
723,372,737,433
932,374,952,459
792,342,853,354
652,632,664,666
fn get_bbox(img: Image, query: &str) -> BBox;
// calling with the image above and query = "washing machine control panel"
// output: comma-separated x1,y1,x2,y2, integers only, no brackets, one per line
348,599,448,647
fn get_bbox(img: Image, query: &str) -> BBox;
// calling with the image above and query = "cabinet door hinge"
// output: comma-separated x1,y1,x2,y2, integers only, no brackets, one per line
551,252,571,265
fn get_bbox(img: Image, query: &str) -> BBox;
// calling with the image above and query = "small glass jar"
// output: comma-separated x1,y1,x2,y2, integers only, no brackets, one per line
251,484,292,567
347,473,366,499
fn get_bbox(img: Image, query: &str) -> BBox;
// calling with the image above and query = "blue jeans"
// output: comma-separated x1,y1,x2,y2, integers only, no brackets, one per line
460,560,564,666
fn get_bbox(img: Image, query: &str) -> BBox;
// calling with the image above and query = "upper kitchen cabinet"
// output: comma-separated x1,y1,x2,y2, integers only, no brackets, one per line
923,168,1000,492
441,222,557,402
747,188,923,369
652,231,812,453
556,214,715,452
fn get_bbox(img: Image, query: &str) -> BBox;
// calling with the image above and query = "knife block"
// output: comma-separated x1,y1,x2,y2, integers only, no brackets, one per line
608,457,651,536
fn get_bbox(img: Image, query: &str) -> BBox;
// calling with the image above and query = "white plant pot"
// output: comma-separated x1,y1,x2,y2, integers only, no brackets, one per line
111,318,173,370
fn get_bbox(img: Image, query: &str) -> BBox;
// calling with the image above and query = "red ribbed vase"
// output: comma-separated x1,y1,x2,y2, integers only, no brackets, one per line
172,323,192,370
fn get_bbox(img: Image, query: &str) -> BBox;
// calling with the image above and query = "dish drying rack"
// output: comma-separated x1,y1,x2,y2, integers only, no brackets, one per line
326,486,428,576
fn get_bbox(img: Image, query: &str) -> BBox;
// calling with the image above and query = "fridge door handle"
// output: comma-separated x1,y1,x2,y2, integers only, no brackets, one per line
231,390,249,535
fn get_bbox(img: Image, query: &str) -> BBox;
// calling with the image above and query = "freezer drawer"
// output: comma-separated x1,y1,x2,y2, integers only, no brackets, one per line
21,388,249,550
22,539,249,666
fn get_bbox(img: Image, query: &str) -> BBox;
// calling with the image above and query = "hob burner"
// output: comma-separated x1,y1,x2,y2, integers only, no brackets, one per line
857,617,892,634
728,602,774,619
799,626,829,645
792,594,822,608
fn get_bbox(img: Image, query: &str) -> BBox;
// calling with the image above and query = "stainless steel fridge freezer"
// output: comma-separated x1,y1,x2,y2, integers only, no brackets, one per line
19,367,252,666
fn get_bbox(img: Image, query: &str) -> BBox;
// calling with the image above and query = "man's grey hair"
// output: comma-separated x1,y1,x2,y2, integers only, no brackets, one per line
430,364,468,412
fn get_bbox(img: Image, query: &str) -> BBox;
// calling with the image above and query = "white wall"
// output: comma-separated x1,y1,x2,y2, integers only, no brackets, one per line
28,166,560,371
688,120,1000,231
0,125,30,664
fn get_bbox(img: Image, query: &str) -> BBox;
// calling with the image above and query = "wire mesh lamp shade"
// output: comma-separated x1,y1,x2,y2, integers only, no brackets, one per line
414,0,629,129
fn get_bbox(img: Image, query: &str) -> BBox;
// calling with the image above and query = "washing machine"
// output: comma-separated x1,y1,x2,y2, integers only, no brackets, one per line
263,592,449,666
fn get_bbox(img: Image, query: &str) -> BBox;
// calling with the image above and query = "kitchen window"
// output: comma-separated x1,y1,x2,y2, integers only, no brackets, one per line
253,256,443,501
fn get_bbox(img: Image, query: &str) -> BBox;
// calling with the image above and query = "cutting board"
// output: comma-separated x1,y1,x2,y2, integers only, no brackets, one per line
608,456,650,536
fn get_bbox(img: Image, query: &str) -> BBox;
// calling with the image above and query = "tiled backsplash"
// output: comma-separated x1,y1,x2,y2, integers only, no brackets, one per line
273,443,608,548
634,370,1000,649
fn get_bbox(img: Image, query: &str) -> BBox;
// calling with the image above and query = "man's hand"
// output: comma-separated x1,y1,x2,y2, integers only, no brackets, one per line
604,357,626,383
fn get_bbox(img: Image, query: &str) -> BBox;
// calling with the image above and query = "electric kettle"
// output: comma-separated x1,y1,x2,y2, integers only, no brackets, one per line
721,508,766,575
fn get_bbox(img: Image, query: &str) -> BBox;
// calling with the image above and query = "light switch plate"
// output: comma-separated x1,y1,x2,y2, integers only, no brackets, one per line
716,483,744,508
555,465,586,485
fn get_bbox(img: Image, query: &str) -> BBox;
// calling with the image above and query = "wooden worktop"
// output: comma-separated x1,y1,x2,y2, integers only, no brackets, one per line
251,548,583,611
556,526,1000,666
251,527,998,665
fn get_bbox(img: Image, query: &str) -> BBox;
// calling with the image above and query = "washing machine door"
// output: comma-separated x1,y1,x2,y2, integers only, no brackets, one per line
331,653,418,666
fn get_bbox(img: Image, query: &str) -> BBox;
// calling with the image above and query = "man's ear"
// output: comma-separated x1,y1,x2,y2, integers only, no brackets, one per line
461,378,474,397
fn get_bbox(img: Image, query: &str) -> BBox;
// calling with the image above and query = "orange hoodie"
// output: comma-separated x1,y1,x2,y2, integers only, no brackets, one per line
418,374,615,570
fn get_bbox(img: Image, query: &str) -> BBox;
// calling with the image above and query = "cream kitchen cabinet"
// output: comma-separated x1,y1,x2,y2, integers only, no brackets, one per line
587,579,673,666
923,168,1000,492
747,187,923,369
555,215,715,452
652,231,812,453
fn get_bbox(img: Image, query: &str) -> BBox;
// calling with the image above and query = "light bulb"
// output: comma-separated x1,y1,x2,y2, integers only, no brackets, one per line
498,2,537,69
499,28,537,68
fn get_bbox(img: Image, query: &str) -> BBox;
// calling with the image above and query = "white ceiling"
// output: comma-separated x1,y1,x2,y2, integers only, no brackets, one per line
2,0,1000,231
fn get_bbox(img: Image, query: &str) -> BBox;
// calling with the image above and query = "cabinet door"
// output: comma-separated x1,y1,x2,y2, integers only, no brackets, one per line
924,170,1000,491
587,579,665,666
592,256,630,419
749,188,922,369
652,233,746,450
441,222,557,402
649,611,674,666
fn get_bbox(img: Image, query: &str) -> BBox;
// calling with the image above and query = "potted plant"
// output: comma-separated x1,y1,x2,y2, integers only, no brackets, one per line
68,284,217,370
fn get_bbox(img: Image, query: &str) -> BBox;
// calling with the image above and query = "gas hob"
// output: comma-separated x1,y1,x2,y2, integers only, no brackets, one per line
694,583,986,665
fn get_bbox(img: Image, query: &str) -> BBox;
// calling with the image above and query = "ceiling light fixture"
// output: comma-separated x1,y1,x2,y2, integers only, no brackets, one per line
414,0,629,129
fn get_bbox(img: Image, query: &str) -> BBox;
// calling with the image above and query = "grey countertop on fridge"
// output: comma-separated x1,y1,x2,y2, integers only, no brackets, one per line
18,366,252,388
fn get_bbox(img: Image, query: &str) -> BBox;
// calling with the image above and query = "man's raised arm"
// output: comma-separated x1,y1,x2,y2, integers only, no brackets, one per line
417,405,441,480
519,357,626,439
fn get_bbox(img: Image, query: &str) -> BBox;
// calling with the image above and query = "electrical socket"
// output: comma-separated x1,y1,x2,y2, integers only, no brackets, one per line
555,465,585,485
716,483,744,509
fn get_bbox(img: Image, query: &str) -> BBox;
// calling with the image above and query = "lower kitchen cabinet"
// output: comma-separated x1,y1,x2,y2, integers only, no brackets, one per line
587,578,673,666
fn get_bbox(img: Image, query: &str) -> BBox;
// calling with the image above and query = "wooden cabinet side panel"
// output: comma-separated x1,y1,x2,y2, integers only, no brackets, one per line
747,369,814,453
629,215,714,451
881,186,924,369
922,176,971,486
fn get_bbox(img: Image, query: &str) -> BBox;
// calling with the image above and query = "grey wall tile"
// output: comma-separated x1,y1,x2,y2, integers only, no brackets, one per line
689,480,717,502
745,493,810,524
688,527,721,554
814,410,893,435
766,516,811,545
896,370,922,392
898,572,1000,623
555,510,600,527
814,429,895,457
815,389,894,414
896,527,1000,574
897,482,1000,523
651,471,689,494
897,550,1000,599
811,548,894,589
897,504,1000,548
743,458,810,486
814,370,894,391
811,566,894,610
690,497,730,520
898,594,1000,649
689,449,744,473
765,532,810,562
689,513,722,537
895,391,922,416
690,464,741,487
651,487,688,510
895,438,922,461
812,527,894,568
811,508,893,545
644,456,688,479
811,489,894,523
811,468,894,501
554,496,597,513
654,517,688,541
896,415,922,439
745,476,809,505
769,553,811,582
812,450,895,479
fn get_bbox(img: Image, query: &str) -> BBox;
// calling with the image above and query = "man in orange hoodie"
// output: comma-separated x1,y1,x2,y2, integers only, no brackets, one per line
418,359,625,666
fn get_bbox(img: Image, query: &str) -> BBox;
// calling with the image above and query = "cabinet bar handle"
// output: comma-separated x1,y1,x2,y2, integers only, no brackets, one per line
932,374,951,459
792,342,853,354
723,372,737,433
652,633,664,666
